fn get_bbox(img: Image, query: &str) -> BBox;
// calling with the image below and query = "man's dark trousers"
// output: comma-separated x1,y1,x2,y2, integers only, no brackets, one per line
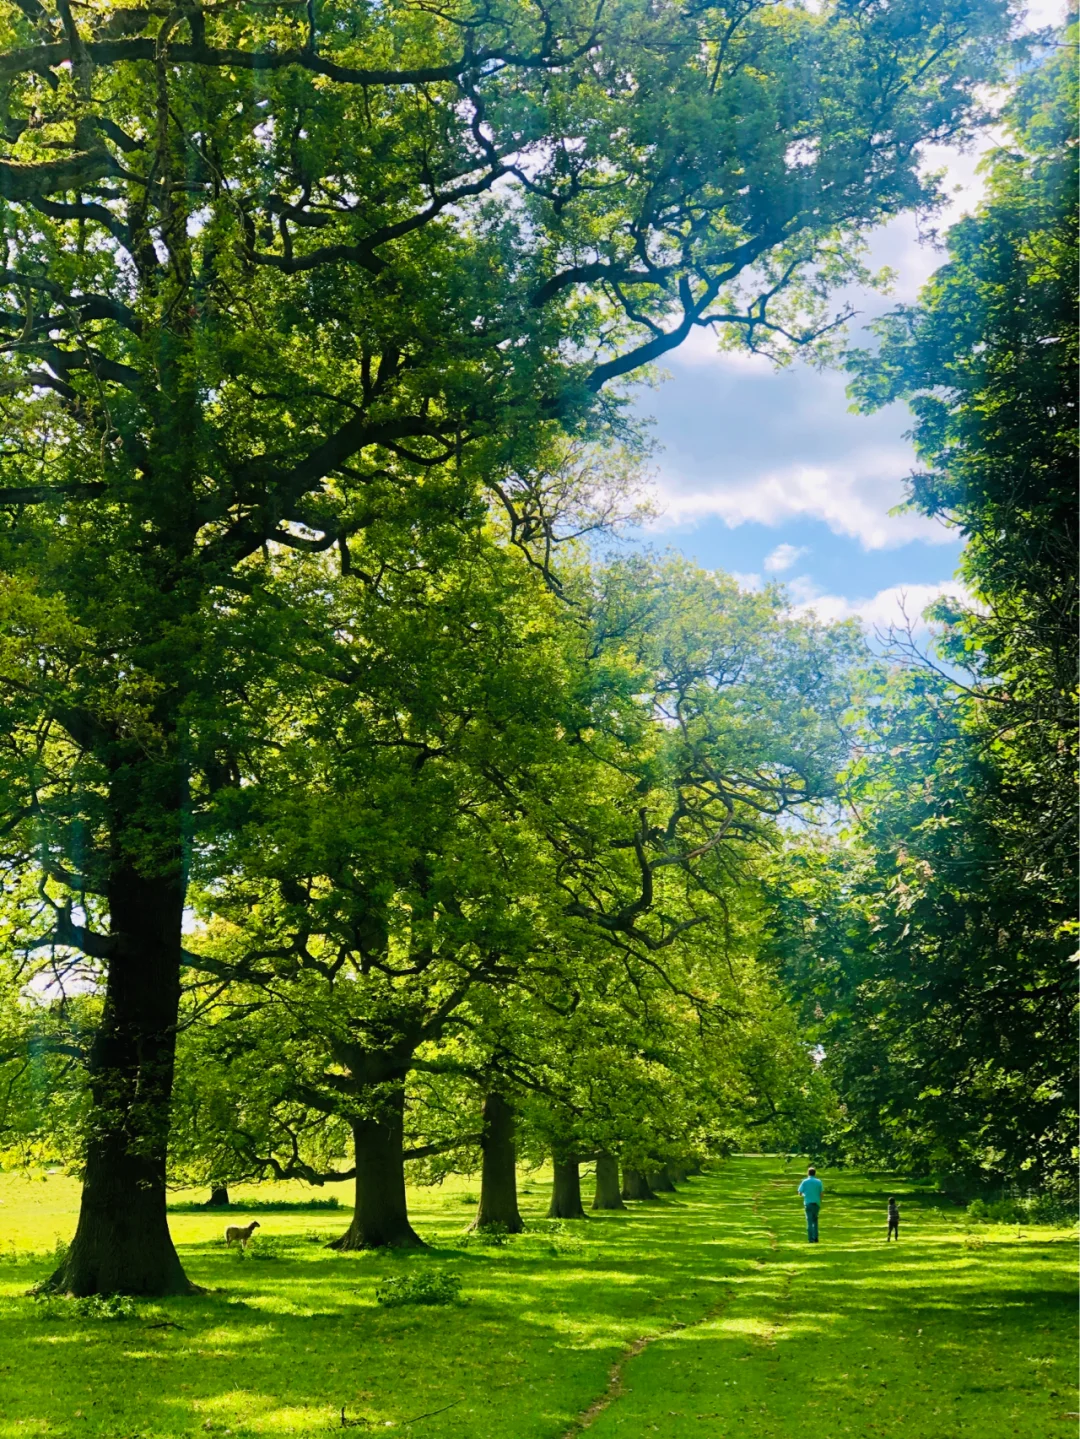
805,1202,820,1242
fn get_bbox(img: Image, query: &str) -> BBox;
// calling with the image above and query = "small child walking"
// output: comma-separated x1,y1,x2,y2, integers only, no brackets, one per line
887,1196,900,1241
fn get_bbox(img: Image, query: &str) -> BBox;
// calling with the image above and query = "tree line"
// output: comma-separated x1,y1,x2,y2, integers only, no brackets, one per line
0,0,1070,1301
767,27,1077,1203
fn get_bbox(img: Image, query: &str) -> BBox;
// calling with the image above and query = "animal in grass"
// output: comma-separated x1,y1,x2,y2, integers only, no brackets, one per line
224,1219,261,1249
887,1197,900,1241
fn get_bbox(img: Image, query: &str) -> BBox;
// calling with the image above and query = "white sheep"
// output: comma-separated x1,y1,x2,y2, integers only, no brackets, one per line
224,1219,261,1249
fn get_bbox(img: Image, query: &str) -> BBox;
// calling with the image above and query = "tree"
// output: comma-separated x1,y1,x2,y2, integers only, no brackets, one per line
177,551,862,1244
800,25,1079,1194
847,19,1077,869
767,673,1077,1189
0,0,1010,1292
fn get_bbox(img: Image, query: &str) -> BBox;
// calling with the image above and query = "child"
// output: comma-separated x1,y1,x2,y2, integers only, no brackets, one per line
887,1196,900,1241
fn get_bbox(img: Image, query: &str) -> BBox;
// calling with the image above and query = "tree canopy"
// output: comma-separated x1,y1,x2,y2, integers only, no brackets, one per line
2,0,1068,1300
771,26,1078,1195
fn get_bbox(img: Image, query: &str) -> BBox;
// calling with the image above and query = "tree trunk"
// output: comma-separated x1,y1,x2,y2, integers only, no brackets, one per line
548,1158,587,1219
51,862,192,1296
204,1186,231,1208
668,1165,688,1185
592,1152,626,1210
621,1168,658,1201
471,1093,523,1233
330,1090,425,1249
686,1159,704,1176
647,1166,677,1192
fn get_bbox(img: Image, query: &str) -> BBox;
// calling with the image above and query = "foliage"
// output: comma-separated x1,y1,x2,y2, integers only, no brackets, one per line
966,1193,1075,1226
33,1291,139,1320
768,26,1078,1193
244,1234,288,1261
765,723,1077,1189
462,1222,510,1247
169,551,862,1206
166,1197,341,1213
848,20,1077,853
374,1268,463,1307
0,0,1007,965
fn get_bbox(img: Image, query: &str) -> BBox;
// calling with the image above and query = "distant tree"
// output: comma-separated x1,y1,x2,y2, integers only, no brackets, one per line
774,30,1079,1193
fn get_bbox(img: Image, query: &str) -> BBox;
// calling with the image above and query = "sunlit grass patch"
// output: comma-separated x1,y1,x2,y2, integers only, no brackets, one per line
0,1160,1073,1439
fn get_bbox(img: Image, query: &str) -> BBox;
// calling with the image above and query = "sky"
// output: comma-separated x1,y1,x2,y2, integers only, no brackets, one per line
632,0,1066,636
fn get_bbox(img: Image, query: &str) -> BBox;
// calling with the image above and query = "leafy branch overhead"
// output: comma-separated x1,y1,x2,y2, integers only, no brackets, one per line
0,0,1007,551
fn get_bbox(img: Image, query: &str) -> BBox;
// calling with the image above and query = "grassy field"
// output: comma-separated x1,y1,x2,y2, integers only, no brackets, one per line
0,1157,1074,1437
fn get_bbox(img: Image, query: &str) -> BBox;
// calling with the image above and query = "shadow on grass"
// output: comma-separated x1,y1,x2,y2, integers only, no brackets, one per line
167,1198,344,1213
0,1158,1073,1439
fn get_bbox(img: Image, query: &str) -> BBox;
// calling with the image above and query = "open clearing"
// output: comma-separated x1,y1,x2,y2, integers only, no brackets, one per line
0,1156,1074,1437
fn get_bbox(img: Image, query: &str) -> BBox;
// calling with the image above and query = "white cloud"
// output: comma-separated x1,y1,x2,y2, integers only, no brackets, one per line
650,452,954,550
1021,0,1068,28
666,328,774,371
764,542,808,573
730,570,763,592
787,577,972,633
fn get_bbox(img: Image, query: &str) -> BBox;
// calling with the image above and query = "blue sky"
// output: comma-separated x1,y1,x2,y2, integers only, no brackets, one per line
630,0,1063,634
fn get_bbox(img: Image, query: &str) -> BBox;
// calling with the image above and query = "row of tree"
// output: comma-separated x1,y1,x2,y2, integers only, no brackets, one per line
5,534,854,1272
768,27,1077,1198
0,0,1057,1300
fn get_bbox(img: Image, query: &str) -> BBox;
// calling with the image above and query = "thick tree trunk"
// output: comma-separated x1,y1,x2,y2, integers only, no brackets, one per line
471,1093,523,1233
668,1165,689,1185
592,1152,626,1210
647,1166,677,1193
621,1168,658,1201
204,1186,231,1208
51,863,191,1296
548,1158,587,1219
330,1090,424,1250
686,1160,704,1176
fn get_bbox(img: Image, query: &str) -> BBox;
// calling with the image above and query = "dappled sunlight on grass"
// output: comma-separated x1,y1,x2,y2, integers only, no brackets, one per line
0,1158,1073,1437
584,1158,1076,1439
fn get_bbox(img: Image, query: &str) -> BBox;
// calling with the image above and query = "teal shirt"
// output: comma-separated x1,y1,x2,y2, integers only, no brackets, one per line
798,1176,823,1207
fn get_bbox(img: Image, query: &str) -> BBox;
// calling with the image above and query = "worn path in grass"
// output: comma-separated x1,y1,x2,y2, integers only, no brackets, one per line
0,1157,1074,1437
571,1158,1077,1439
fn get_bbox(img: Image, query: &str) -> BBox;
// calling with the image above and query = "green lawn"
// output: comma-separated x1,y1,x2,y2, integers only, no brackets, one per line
0,1157,1074,1437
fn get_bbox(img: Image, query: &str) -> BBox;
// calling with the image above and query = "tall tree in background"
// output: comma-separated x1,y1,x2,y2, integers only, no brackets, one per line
773,25,1078,1192
849,17,1077,858
0,0,1010,1293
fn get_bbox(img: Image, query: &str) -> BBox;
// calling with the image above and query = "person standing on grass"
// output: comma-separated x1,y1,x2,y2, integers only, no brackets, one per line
887,1196,900,1241
799,1166,824,1243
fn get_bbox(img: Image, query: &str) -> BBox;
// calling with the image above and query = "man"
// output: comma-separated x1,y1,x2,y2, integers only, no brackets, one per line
798,1166,823,1243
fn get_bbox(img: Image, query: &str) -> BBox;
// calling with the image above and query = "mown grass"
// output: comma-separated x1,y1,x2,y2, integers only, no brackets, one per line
0,1158,1073,1437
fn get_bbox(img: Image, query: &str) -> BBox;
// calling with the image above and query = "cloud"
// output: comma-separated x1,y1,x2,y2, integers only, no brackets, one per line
786,577,971,633
664,328,774,371
730,570,763,592
1020,0,1069,29
650,452,952,550
764,542,809,573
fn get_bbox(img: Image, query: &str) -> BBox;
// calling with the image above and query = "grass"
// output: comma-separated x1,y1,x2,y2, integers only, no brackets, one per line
0,1157,1074,1437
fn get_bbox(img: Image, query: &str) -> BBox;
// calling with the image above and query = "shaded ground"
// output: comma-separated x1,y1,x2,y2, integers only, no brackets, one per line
0,1158,1073,1437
